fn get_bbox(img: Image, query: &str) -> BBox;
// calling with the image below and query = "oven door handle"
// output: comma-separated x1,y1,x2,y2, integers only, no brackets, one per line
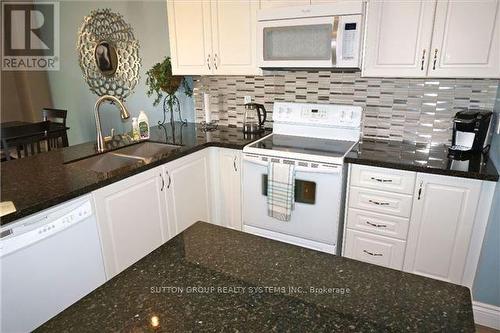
243,155,342,174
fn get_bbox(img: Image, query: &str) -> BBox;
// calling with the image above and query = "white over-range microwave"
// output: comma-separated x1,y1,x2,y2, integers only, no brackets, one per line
257,2,364,68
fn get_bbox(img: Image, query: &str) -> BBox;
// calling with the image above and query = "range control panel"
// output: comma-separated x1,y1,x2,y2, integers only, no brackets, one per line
273,102,362,128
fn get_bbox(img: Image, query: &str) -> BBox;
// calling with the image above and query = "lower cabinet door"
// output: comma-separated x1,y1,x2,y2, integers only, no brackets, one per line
344,229,406,270
403,173,482,284
165,150,211,236
219,149,242,230
93,167,168,279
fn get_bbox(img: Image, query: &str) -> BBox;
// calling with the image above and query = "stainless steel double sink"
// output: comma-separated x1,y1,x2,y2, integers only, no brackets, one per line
68,142,181,174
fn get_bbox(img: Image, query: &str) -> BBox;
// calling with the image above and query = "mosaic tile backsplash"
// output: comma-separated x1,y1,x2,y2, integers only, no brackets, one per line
193,71,499,145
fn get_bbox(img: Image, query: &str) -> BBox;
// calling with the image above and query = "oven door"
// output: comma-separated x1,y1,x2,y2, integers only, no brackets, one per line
242,154,343,250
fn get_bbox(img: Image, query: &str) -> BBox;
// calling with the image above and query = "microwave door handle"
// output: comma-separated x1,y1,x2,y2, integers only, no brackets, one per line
331,16,339,66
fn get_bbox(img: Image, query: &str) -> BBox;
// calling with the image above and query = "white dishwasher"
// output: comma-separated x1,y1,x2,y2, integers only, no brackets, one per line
0,195,106,333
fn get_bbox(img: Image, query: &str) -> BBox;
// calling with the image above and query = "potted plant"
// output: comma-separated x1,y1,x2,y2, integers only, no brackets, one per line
146,57,192,126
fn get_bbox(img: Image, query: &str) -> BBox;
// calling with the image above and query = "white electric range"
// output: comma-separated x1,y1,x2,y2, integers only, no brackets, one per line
242,102,362,254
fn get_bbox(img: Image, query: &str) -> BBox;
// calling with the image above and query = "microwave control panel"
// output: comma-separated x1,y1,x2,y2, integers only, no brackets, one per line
337,15,362,68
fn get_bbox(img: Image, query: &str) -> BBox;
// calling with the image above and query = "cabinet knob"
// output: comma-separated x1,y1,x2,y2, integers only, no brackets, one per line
420,49,426,71
207,54,211,70
366,221,387,228
166,171,172,189
370,177,392,183
363,249,383,257
160,173,165,191
417,180,423,200
233,156,237,172
214,53,218,70
368,199,390,206
432,49,438,70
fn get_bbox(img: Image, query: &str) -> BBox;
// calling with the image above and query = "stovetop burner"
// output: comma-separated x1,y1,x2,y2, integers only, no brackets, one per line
247,134,356,159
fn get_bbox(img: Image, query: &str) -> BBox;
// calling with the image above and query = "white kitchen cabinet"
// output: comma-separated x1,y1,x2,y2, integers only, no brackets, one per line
167,0,212,75
362,0,436,77
167,0,261,75
363,0,500,78
344,229,406,270
218,149,242,230
403,173,482,284
428,0,500,78
260,0,310,8
211,1,260,75
93,167,169,278
164,150,211,237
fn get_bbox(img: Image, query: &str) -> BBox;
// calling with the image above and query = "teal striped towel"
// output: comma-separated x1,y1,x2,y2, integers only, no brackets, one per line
267,162,295,221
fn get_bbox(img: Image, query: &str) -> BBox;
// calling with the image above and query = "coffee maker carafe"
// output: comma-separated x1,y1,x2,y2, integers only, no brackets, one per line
448,110,493,160
243,103,267,133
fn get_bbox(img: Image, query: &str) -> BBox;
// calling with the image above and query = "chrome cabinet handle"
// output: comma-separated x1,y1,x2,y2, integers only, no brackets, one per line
432,49,438,70
363,250,383,257
207,54,211,70
366,221,387,228
420,49,426,70
160,173,165,191
233,156,237,172
368,199,390,206
370,177,392,183
331,16,339,66
417,180,423,200
214,53,218,70
166,171,172,189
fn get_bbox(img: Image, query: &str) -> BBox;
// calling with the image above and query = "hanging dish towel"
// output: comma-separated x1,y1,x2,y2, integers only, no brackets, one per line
267,161,295,221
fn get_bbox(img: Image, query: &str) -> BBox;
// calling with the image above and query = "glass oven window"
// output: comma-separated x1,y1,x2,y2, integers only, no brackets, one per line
262,175,316,204
263,24,332,61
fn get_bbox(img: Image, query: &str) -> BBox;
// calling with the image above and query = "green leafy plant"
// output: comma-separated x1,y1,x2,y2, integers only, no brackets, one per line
145,57,192,106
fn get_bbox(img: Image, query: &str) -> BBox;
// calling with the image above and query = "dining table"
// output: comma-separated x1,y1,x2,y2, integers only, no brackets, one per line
0,121,70,146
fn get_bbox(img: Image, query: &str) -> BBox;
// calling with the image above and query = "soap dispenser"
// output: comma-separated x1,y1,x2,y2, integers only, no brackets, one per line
138,111,150,140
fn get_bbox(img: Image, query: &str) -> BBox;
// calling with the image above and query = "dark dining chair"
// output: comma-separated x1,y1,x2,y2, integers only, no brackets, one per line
42,108,69,147
1,121,51,161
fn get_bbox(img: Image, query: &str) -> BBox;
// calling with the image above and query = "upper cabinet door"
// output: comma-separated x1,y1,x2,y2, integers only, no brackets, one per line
167,0,213,75
260,0,310,9
428,0,500,78
362,0,436,77
211,0,261,75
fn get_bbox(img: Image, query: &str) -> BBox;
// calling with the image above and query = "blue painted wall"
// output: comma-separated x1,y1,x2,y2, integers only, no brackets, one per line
473,85,500,306
46,0,195,145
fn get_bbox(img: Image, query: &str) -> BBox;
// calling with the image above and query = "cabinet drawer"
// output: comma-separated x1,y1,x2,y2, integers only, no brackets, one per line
344,229,406,270
350,164,416,194
349,186,413,218
346,208,409,240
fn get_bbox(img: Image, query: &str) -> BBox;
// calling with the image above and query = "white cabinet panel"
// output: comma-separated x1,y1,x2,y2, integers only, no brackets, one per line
429,0,500,78
347,208,409,240
350,164,416,195
363,0,436,77
218,149,242,230
404,173,482,284
93,167,168,278
211,1,261,75
349,186,413,218
167,0,212,75
165,150,211,236
344,229,406,269
260,0,310,9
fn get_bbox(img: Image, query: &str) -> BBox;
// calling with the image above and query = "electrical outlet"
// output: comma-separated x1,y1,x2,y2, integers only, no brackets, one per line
244,96,252,104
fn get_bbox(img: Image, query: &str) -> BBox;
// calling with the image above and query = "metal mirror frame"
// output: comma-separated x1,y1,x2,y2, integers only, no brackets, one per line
77,9,141,100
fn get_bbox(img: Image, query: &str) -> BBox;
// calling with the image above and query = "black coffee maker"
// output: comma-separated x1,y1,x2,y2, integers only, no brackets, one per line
448,110,493,160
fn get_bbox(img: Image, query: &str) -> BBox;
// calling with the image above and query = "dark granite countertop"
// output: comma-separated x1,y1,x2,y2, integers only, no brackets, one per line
0,123,270,226
36,222,475,332
345,139,499,182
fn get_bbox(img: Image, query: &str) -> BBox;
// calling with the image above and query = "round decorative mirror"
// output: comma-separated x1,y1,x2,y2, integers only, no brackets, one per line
77,9,141,100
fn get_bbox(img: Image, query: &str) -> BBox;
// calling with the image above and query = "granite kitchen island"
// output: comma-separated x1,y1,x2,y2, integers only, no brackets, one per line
36,222,475,332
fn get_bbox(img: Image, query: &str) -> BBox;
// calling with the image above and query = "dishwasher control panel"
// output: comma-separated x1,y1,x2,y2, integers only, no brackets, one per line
0,200,93,257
